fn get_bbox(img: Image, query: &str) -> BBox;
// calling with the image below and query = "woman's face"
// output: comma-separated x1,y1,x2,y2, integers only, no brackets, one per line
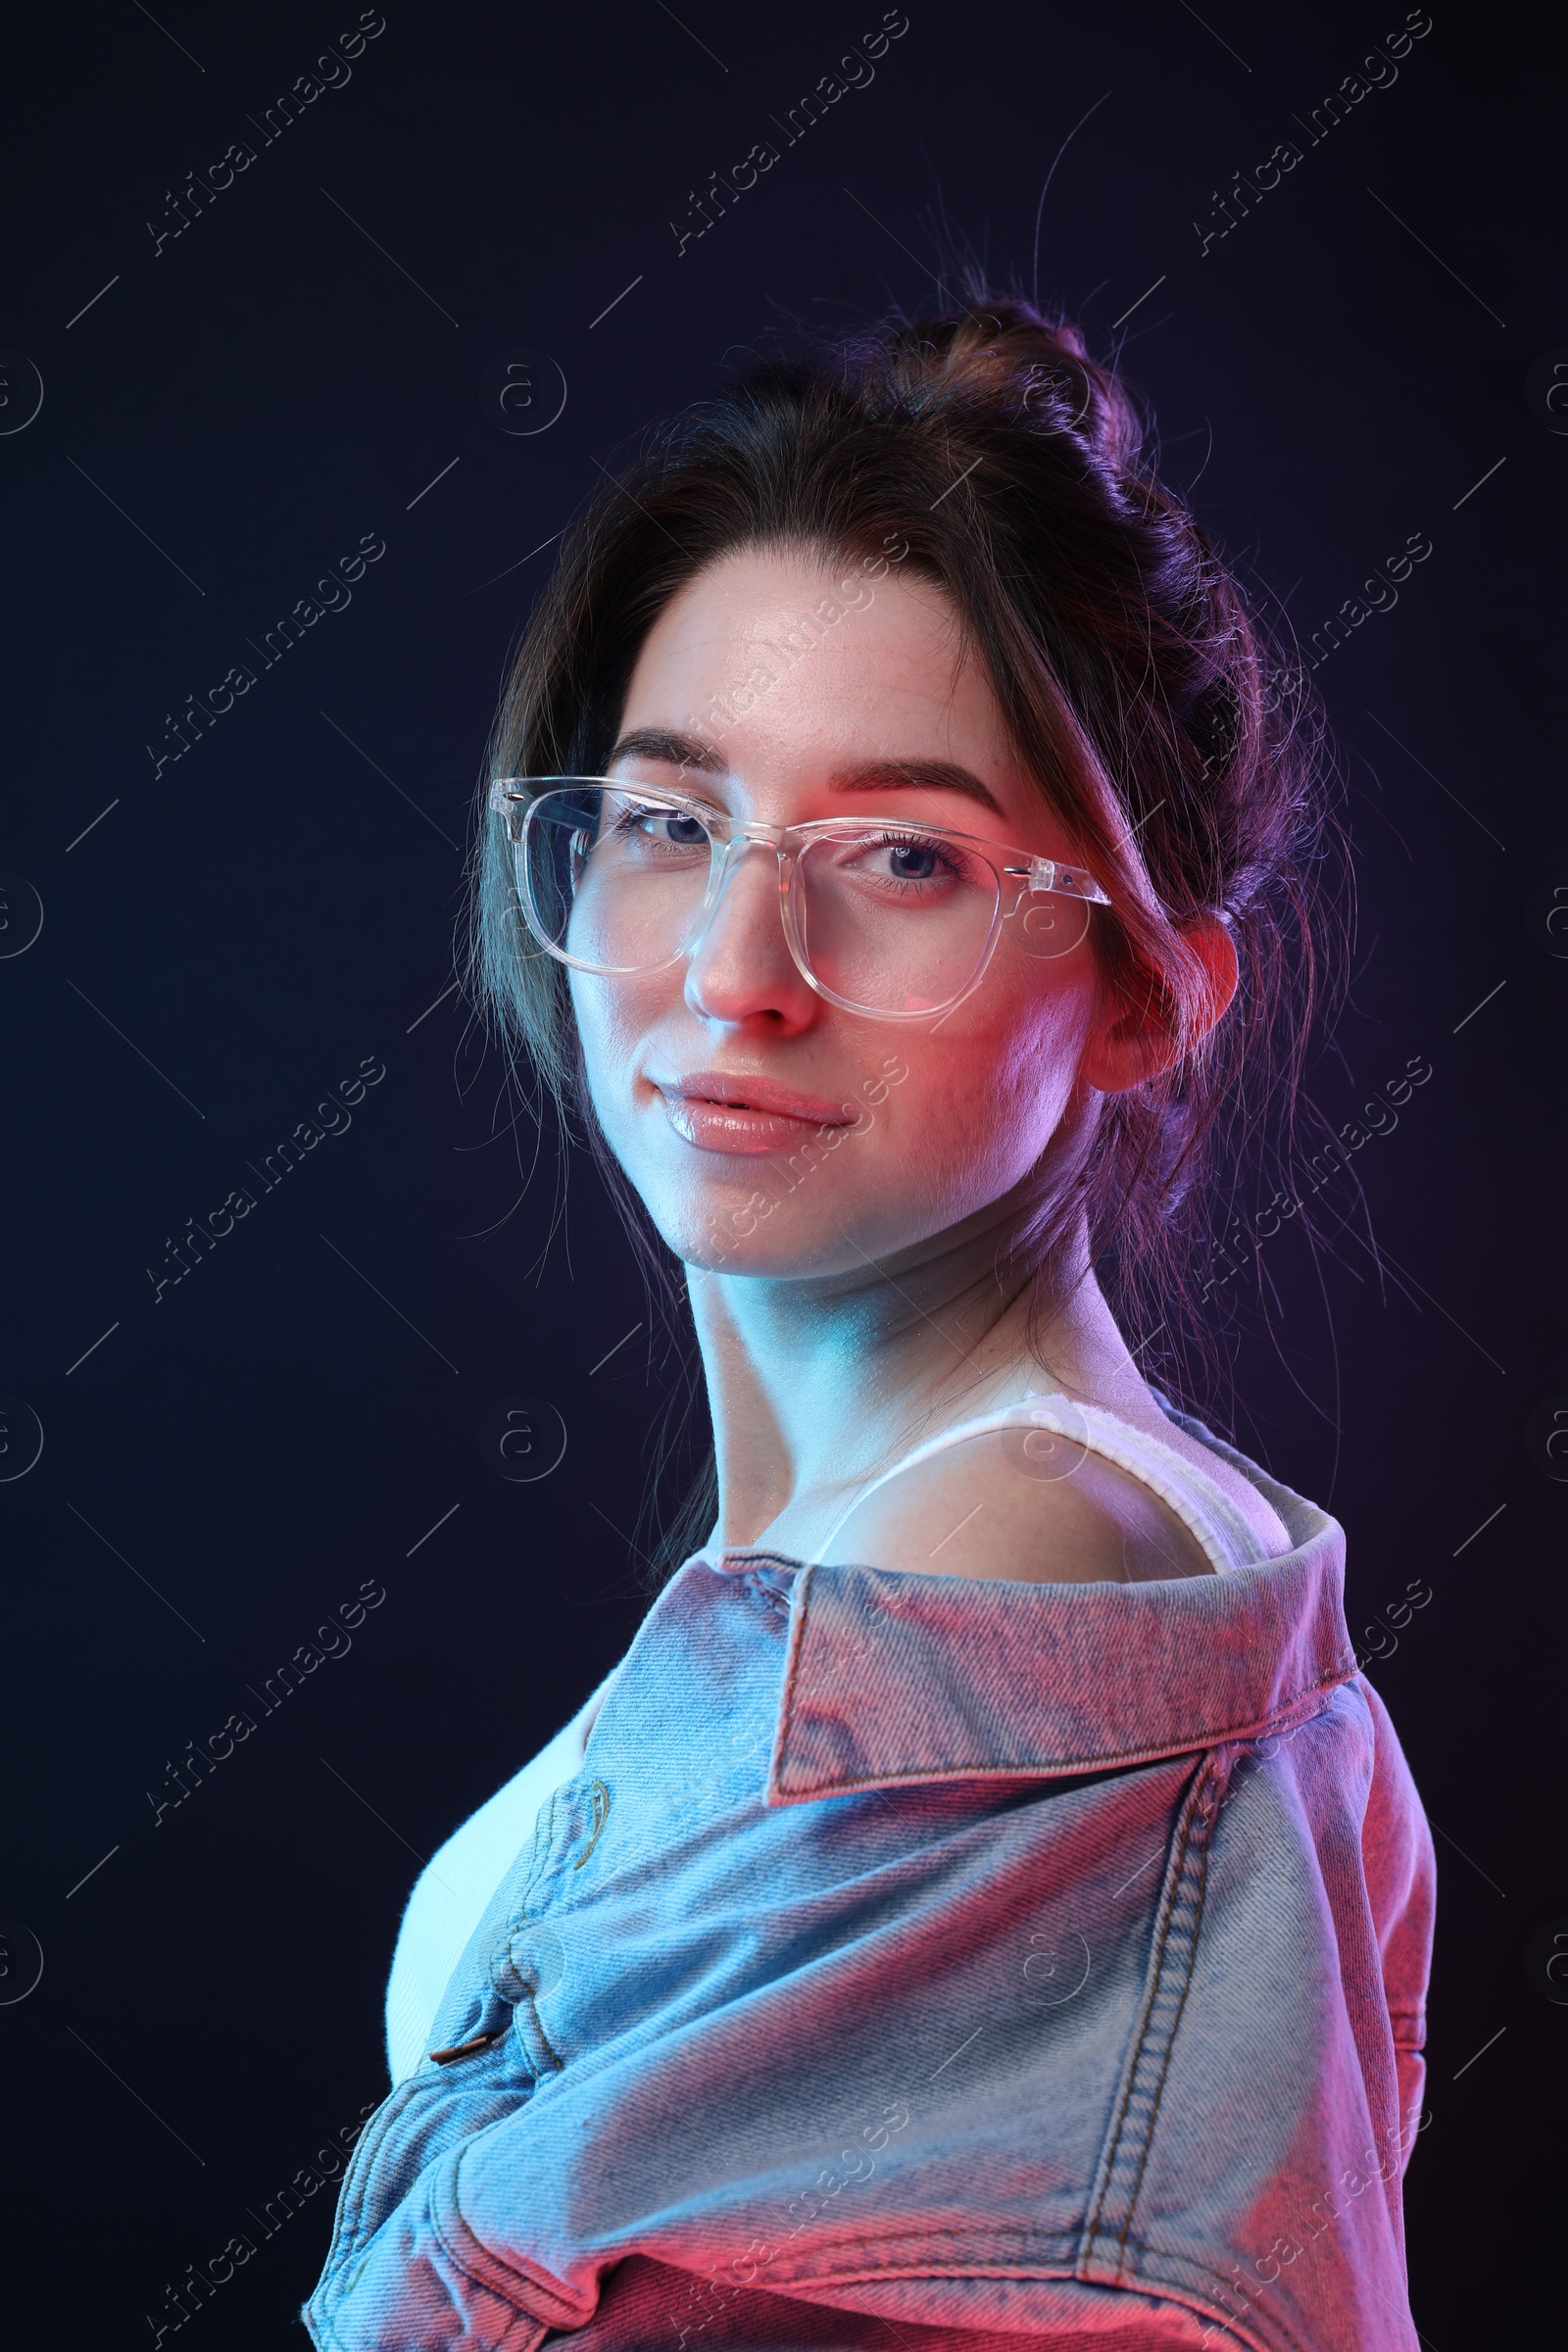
569,545,1134,1278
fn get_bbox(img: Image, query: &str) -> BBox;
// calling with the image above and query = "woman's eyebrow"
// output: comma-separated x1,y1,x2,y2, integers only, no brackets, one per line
605,736,1006,816
607,727,726,773
830,760,1005,815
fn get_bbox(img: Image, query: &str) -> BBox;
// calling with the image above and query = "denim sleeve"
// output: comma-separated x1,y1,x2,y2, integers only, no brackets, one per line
1353,1673,1436,2168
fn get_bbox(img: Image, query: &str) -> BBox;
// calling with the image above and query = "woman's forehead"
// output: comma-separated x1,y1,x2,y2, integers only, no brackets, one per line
617,548,1041,825
626,546,966,703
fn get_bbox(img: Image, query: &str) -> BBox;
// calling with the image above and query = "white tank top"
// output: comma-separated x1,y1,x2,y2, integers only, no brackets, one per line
808,1384,1272,1574
382,1383,1275,2081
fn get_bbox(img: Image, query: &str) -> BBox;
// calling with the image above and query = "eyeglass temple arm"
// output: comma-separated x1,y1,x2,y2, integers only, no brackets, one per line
1002,858,1112,906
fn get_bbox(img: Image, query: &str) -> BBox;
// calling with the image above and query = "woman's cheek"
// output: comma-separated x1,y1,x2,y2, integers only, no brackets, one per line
571,975,652,1126
886,1053,1008,1210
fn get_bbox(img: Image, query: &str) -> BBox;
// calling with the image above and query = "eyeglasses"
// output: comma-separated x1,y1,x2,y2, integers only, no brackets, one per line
488,777,1113,1022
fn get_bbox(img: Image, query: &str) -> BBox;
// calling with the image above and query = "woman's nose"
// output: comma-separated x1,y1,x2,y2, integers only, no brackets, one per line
683,841,817,1030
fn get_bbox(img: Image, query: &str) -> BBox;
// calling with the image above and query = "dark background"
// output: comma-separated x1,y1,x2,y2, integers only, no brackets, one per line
1,0,1563,2341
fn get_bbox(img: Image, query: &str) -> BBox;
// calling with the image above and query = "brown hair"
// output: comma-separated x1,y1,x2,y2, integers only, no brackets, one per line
468,281,1347,1571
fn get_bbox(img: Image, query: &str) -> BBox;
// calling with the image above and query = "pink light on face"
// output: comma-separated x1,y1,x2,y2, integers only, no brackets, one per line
568,546,1123,1283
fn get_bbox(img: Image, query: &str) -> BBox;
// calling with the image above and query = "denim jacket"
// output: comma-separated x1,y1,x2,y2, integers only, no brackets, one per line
305,1409,1434,2352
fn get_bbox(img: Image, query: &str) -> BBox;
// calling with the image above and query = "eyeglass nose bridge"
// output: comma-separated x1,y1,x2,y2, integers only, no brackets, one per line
727,818,790,851
676,819,795,968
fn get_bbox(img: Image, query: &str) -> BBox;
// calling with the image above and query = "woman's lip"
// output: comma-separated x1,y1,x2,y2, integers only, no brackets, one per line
655,1072,859,1126
651,1073,862,1156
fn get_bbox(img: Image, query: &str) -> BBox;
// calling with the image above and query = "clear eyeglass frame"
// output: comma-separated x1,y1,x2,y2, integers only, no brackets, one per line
487,775,1115,1023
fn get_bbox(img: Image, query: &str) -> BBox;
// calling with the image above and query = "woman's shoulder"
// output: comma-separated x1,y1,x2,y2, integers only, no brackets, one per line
814,1387,1295,1586
1095,1389,1298,1561
817,1431,1205,1584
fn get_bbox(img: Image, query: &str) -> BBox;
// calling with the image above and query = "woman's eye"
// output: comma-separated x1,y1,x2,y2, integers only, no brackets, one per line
887,840,940,881
620,807,708,849
850,834,964,889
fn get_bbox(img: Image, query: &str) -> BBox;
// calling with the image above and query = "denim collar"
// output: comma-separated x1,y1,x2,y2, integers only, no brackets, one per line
703,1471,1351,1802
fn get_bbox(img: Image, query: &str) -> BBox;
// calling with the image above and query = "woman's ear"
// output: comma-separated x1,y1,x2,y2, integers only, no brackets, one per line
1079,914,1239,1095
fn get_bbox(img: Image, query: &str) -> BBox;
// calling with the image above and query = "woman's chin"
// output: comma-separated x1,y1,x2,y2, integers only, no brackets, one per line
663,1190,976,1283
660,1198,882,1281
676,1226,862,1280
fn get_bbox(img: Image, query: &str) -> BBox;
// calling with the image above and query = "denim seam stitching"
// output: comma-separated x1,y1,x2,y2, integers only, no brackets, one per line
325,2075,428,2271
680,2233,1303,2351
323,2034,529,2290
754,2229,1083,2270
1108,2236,1318,2352
563,2231,1307,2352
302,2292,354,2352
429,2154,594,2324
522,1986,564,2072
427,2168,506,2292
1112,1751,1226,2275
1079,1767,1198,2265
1080,1752,1220,2278
427,2168,545,2331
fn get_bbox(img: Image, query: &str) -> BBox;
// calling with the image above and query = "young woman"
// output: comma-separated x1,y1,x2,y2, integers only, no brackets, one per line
306,294,1435,2352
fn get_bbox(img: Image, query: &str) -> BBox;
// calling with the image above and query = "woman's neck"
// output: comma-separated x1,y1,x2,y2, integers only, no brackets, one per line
685,1200,1155,1557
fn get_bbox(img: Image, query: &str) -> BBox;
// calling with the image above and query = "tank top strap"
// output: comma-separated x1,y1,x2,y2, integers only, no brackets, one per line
810,1388,1270,1575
